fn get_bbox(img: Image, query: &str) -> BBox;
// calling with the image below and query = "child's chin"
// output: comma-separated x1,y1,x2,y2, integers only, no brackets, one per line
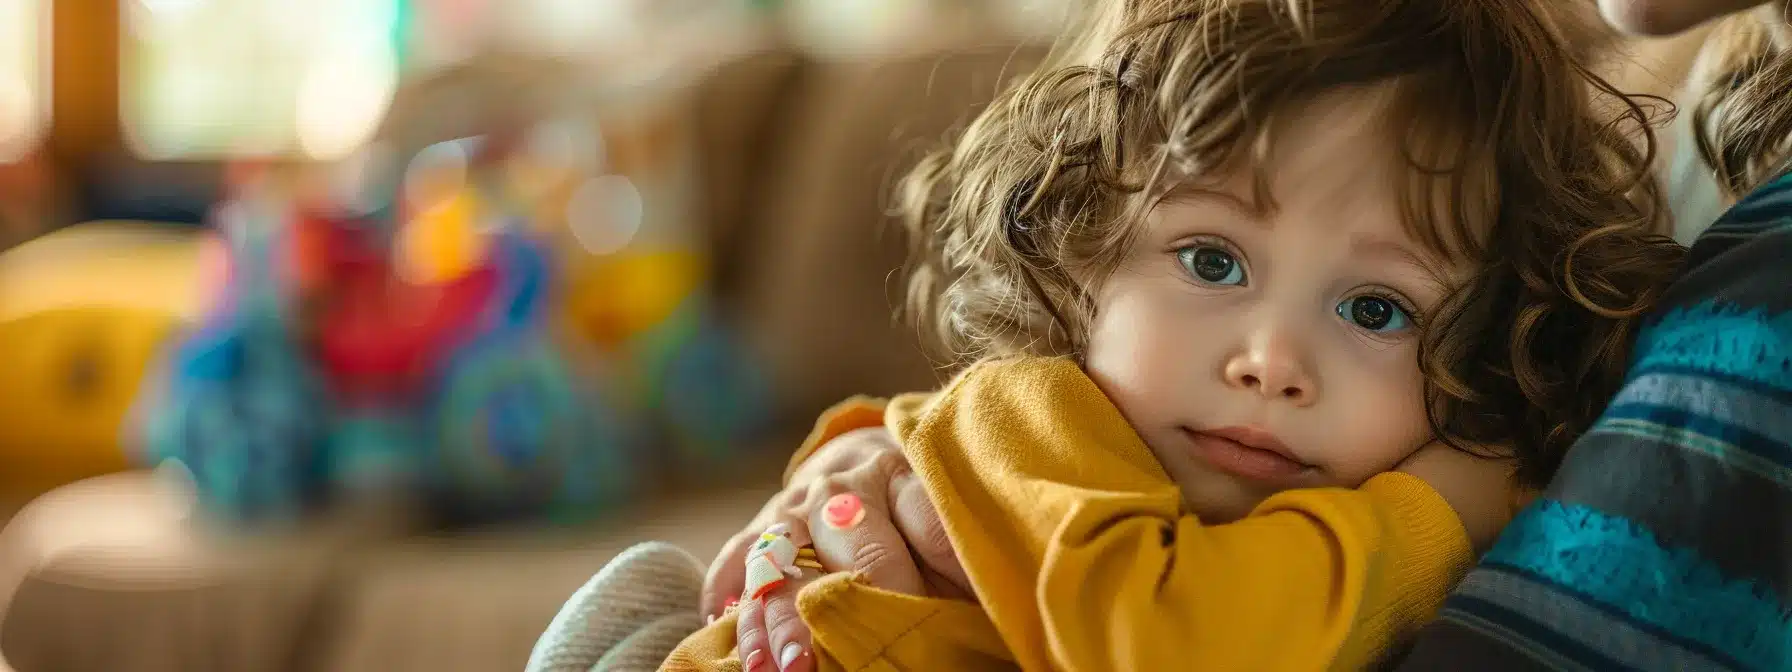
1180,485,1268,524
1155,436,1291,521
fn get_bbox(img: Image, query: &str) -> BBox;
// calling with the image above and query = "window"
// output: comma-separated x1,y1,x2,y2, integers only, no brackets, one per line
121,0,401,159
0,0,49,163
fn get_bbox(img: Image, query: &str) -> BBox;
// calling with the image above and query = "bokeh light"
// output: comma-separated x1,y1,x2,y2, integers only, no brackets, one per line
296,45,399,160
404,138,471,212
123,0,402,159
566,174,642,256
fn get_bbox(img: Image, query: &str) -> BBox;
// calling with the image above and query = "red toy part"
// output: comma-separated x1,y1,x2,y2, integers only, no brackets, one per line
284,210,340,298
309,243,500,405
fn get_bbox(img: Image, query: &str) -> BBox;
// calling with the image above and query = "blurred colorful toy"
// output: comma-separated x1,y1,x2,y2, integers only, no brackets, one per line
138,137,642,526
365,57,772,479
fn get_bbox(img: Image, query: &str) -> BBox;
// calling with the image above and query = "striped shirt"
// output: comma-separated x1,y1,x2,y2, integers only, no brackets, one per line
1396,171,1792,670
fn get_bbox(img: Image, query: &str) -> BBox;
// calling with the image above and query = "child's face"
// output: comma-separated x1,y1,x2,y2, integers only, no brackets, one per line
1083,90,1469,522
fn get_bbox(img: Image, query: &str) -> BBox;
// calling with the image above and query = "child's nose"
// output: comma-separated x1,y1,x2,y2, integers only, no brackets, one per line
1223,331,1317,406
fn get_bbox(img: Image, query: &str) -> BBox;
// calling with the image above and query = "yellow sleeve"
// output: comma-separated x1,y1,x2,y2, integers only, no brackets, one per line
780,396,889,485
798,574,1013,671
890,357,1474,671
661,575,1015,672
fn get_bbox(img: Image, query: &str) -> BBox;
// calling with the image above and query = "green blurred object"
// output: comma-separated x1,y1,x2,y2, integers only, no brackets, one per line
629,295,770,467
392,0,415,70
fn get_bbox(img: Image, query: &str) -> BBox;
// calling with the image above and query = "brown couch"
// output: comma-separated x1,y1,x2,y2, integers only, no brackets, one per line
0,43,1045,672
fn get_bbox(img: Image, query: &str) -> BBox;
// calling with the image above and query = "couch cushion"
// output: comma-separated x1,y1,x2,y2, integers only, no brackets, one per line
0,470,410,672
690,48,805,305
309,484,775,672
733,45,1048,424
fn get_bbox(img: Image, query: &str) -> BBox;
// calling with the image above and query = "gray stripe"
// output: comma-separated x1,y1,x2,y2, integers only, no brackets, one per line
1396,615,1583,671
1452,569,1730,671
1615,372,1792,461
1673,227,1792,314
1548,424,1792,603
1433,607,1596,672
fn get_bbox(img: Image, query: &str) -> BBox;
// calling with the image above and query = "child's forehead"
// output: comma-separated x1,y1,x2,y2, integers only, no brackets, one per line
1154,85,1493,266
1161,92,1409,221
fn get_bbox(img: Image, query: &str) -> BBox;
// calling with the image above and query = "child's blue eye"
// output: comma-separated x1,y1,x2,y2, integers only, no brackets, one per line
1177,247,1246,286
1335,295,1410,333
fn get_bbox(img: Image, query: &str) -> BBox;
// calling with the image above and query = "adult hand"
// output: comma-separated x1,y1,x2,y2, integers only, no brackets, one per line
702,427,970,671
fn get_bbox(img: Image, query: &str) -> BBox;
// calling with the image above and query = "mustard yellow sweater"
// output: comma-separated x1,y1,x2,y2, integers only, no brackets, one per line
663,357,1472,671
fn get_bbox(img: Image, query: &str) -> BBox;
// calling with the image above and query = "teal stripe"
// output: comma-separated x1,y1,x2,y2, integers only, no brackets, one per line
1629,303,1792,394
1483,501,1792,671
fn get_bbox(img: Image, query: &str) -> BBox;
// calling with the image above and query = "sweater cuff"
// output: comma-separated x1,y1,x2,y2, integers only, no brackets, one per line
781,396,889,485
1360,472,1475,626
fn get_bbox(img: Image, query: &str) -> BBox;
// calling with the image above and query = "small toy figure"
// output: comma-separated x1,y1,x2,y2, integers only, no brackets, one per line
742,523,820,601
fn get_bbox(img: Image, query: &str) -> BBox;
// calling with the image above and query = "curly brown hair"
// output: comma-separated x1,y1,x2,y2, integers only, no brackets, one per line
897,0,1688,488
1689,5,1792,198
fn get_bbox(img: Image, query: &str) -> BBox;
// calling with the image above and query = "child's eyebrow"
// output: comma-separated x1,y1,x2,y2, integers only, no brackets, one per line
1352,234,1451,286
1351,236,1419,265
1156,182,1268,217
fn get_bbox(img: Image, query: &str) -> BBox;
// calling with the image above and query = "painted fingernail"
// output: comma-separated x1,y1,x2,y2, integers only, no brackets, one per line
745,648,766,670
724,596,739,609
779,643,805,670
823,493,865,529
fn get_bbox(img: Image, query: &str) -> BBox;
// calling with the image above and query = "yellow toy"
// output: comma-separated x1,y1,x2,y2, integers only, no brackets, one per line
397,167,491,286
0,223,206,495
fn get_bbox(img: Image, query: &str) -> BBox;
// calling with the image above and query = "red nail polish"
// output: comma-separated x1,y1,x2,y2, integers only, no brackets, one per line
824,493,865,529
724,596,739,608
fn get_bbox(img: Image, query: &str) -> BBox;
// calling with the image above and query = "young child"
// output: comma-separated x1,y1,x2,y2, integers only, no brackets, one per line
529,1,1687,670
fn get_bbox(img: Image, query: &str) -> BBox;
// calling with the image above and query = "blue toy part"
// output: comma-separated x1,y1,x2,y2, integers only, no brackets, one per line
425,336,636,525
483,223,554,332
141,327,329,522
554,380,642,523
421,223,638,524
325,412,423,496
633,296,772,465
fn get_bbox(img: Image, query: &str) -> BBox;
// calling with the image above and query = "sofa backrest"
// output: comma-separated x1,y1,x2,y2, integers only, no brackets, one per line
713,45,1048,424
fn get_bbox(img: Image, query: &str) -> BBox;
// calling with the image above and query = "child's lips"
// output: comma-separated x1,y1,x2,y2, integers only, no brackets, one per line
1179,426,1311,483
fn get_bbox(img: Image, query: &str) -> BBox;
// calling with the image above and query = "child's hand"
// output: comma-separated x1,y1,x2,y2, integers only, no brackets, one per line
1395,441,1517,552
704,428,970,671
